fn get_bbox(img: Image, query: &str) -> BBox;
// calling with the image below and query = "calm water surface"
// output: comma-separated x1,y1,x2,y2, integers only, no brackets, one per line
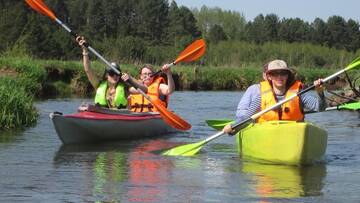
0,91,359,202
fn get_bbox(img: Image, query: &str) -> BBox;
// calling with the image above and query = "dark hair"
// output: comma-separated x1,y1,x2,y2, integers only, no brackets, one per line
102,62,120,79
106,62,121,74
263,63,269,73
286,70,296,88
101,62,128,92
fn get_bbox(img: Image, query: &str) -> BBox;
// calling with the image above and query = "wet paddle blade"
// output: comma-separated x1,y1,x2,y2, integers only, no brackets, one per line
338,101,360,110
206,119,234,130
25,0,57,20
152,98,191,131
162,140,206,156
174,39,206,64
163,130,225,156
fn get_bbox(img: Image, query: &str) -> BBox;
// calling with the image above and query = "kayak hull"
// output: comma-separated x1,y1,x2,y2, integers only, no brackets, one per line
236,121,327,165
50,108,175,144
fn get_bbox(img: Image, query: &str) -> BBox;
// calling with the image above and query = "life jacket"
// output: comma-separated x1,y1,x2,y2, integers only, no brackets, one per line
257,80,304,123
130,77,169,112
94,81,127,109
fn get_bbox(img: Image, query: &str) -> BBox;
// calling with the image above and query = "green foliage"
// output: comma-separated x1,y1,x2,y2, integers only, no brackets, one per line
294,68,334,84
1,0,359,64
192,6,246,40
0,77,38,130
168,2,199,44
173,65,262,90
52,81,73,97
2,36,31,58
102,36,146,63
134,0,170,43
208,24,228,44
278,18,310,43
204,41,357,68
0,56,47,95
143,46,176,65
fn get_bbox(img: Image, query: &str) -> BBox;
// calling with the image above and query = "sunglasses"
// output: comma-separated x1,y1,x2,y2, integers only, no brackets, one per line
269,71,289,76
108,70,119,77
141,72,152,76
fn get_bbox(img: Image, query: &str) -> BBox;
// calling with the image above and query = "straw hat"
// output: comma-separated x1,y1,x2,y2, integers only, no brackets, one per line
266,60,291,73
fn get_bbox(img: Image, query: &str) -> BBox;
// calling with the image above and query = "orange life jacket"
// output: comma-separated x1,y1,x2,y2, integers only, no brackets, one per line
130,77,169,112
257,80,304,123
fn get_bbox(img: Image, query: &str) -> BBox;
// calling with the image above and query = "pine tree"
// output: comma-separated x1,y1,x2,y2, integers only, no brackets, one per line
134,0,169,44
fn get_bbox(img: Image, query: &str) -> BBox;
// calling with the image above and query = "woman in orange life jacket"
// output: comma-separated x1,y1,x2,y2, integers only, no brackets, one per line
223,59,326,134
76,36,146,110
122,64,175,112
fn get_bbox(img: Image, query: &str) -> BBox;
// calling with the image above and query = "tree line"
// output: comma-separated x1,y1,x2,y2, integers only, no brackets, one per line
1,0,359,65
193,6,360,52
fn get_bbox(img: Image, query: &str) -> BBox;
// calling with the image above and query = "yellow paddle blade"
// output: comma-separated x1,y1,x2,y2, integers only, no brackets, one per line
206,119,234,130
174,39,206,64
25,0,57,20
162,140,206,156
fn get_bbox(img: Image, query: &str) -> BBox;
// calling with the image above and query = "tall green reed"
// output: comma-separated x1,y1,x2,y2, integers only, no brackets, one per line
0,77,38,130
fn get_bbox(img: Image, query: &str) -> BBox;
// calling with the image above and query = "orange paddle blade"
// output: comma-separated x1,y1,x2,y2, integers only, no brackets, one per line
152,99,191,131
25,0,56,20
174,39,206,64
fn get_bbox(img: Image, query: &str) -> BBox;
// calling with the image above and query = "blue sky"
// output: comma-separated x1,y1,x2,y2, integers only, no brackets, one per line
174,0,359,22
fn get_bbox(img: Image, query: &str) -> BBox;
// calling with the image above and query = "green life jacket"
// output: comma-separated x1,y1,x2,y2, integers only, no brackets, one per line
94,81,127,108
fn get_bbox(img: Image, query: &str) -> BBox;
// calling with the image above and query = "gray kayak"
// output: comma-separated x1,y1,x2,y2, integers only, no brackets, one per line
50,106,175,144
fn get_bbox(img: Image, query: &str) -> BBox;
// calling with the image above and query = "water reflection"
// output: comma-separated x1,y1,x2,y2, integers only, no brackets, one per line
127,140,174,202
53,140,178,202
54,144,129,201
242,161,326,199
0,129,22,143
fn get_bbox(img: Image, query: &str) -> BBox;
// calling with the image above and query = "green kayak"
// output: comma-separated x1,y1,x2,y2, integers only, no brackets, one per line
206,120,328,165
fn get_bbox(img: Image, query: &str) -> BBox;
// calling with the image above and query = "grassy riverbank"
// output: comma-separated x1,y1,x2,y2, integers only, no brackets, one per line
0,56,341,94
0,55,358,130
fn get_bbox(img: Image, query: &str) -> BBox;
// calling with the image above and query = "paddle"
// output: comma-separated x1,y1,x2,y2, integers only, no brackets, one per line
206,101,360,130
163,56,360,156
25,0,191,131
150,39,206,77
205,119,234,131
325,101,360,111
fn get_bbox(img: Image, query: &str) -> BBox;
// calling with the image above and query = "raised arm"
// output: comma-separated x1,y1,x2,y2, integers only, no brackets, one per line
159,64,175,96
76,36,99,89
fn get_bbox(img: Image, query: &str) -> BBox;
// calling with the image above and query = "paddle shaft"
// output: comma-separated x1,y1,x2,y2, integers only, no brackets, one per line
57,18,150,94
150,62,175,78
52,17,158,95
307,104,357,113
53,18,119,74
325,101,360,111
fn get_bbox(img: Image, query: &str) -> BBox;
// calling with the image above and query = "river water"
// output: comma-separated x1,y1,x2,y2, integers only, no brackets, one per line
0,91,359,202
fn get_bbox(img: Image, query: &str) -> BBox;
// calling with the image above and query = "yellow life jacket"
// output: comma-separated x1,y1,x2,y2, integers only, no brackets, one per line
257,80,304,123
130,77,169,112
94,81,127,108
